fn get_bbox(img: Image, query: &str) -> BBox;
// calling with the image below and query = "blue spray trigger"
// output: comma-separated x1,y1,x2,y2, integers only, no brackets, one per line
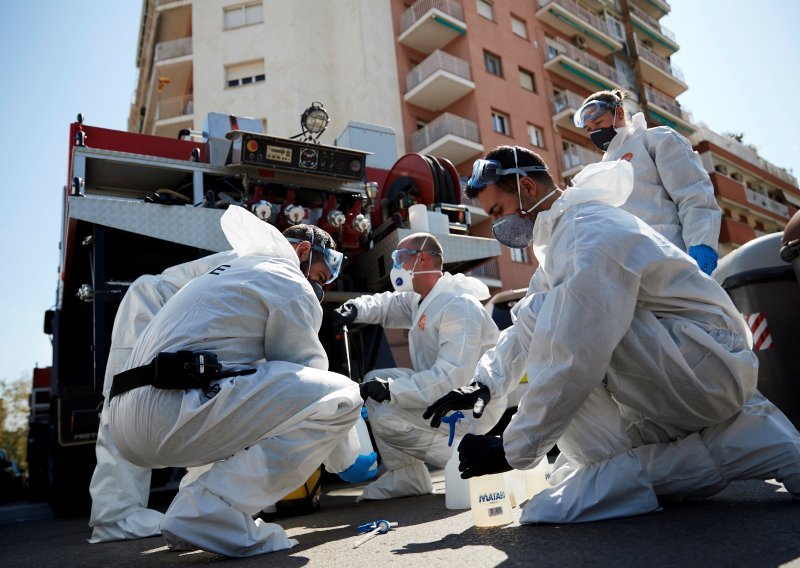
440,411,464,447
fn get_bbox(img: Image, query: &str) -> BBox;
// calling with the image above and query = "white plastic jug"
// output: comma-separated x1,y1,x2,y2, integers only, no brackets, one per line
469,473,513,527
354,416,378,476
524,457,552,500
445,441,470,510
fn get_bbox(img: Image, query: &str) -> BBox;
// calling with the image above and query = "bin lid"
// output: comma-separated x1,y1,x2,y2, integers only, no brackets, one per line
713,232,784,286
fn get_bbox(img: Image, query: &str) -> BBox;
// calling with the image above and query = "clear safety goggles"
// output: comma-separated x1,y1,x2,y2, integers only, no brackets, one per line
391,248,442,269
573,100,618,128
286,236,344,284
467,159,548,190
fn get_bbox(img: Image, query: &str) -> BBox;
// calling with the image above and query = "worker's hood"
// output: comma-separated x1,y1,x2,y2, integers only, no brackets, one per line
437,272,491,301
220,206,300,268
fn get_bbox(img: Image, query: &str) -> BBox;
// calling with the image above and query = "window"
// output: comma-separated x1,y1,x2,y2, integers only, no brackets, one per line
225,60,266,88
491,110,510,135
484,50,503,77
519,68,536,92
511,15,527,39
224,2,263,30
528,124,545,148
510,247,530,263
416,119,428,130
477,0,494,21
605,13,624,41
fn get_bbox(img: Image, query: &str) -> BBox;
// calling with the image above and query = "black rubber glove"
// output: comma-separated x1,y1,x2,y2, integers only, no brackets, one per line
423,382,491,428
457,433,512,479
360,378,390,403
332,301,358,333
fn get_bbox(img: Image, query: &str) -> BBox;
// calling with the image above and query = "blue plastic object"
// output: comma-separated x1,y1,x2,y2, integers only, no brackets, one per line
361,405,368,421
689,244,719,275
440,411,464,447
338,452,378,483
357,519,392,534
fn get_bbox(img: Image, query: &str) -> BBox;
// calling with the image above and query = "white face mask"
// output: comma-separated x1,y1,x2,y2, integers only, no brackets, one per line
389,237,441,292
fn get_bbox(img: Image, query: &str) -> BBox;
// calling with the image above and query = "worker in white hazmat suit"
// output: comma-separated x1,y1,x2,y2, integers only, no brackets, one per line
424,145,800,524
575,88,721,275
332,232,501,500
107,207,372,557
89,249,239,543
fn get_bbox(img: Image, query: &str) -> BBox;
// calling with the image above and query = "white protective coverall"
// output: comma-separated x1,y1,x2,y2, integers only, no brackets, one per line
89,250,239,543
351,273,501,500
108,208,362,557
474,160,800,523
602,112,721,252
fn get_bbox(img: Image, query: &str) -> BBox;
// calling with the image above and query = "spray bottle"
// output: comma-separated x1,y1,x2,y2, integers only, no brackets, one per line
441,411,469,510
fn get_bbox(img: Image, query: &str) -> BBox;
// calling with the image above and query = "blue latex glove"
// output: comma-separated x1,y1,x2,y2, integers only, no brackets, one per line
361,406,369,421
338,452,378,483
689,244,718,275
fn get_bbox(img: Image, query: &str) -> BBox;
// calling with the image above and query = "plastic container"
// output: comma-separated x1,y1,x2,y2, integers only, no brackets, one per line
524,458,552,500
445,443,470,509
469,473,513,527
354,416,378,476
408,204,429,232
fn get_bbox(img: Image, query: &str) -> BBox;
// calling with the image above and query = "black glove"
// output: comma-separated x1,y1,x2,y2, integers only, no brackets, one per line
332,301,358,333
423,382,491,428
457,433,512,479
360,378,390,403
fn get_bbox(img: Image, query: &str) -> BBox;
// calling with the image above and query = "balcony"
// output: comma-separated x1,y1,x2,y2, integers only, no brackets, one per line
745,188,790,219
552,89,589,137
398,0,466,55
629,3,678,56
465,257,502,288
410,113,483,165
631,0,671,19
535,0,623,56
636,42,687,97
644,86,694,135
544,38,623,92
562,144,602,177
404,50,475,111
719,217,756,248
711,173,790,223
154,37,192,62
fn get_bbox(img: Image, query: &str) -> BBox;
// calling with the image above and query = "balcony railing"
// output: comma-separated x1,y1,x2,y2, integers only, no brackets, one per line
744,188,789,218
645,86,691,121
693,126,798,187
636,42,684,83
399,0,465,36
538,0,613,37
406,50,471,92
156,94,194,121
154,37,192,62
563,145,602,171
546,38,620,85
553,90,585,114
410,113,480,153
628,2,676,43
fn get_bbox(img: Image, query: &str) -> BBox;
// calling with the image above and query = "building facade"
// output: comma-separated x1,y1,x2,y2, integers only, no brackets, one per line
128,0,799,293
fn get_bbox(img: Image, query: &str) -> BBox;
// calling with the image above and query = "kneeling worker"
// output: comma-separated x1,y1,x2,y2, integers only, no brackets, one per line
333,232,501,500
425,145,800,523
108,207,374,557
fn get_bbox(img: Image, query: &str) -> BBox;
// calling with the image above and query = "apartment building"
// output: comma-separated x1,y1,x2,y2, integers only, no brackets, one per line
128,0,799,293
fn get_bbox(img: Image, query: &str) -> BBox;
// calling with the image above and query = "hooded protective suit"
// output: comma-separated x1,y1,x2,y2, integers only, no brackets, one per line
351,273,501,500
473,161,800,523
89,250,239,543
108,208,362,557
603,112,720,252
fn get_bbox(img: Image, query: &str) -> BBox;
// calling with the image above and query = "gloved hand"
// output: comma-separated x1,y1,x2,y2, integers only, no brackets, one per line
360,379,390,403
689,244,718,275
457,434,512,479
338,452,378,483
332,301,358,333
423,382,491,428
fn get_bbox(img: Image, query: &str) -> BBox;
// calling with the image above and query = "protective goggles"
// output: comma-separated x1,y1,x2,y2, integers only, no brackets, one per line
286,237,344,284
573,100,618,128
467,159,549,190
391,248,442,269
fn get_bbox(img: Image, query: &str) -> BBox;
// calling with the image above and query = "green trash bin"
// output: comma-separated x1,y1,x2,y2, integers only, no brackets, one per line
714,232,800,428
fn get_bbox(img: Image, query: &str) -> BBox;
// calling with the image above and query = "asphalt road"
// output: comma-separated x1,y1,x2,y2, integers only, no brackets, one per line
1,471,799,567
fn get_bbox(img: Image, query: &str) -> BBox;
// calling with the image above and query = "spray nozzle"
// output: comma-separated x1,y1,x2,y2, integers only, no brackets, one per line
440,411,464,447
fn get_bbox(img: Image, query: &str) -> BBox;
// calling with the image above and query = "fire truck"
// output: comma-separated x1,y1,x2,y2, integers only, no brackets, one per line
30,106,500,516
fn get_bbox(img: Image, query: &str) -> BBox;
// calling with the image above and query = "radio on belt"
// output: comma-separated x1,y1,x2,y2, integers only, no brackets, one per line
226,131,369,181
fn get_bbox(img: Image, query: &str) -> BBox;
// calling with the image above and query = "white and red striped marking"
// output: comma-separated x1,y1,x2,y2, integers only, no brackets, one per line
745,312,773,350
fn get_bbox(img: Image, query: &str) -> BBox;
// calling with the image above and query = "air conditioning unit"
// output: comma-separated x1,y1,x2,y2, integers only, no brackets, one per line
572,35,587,50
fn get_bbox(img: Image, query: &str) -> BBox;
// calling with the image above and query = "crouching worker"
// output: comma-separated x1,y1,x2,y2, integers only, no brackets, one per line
425,145,800,524
108,207,373,557
333,232,501,501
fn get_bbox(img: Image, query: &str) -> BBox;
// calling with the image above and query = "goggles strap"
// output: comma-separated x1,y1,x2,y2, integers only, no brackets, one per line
513,146,523,211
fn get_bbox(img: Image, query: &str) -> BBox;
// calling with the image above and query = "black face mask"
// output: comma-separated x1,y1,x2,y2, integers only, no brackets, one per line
589,126,618,151
310,281,324,303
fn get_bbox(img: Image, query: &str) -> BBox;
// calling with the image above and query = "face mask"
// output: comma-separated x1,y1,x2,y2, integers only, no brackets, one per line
492,189,561,248
589,126,617,151
310,281,324,303
389,236,441,292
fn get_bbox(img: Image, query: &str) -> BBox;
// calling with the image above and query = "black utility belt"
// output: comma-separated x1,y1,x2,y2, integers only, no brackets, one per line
109,350,256,399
